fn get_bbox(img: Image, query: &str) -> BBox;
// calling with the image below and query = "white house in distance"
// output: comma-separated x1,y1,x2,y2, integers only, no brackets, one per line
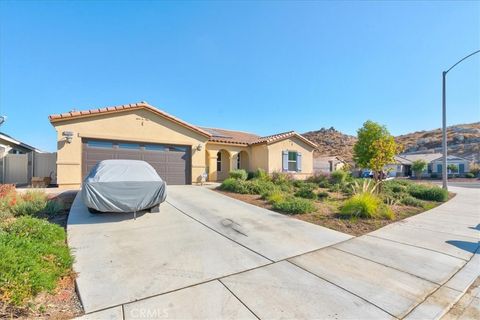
388,153,472,178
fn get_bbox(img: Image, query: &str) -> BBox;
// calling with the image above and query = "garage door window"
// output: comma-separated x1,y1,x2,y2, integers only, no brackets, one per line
118,143,141,149
87,141,114,149
145,145,167,151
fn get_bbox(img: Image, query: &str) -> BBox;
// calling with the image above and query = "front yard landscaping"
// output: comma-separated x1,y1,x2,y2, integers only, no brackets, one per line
0,185,81,319
217,169,452,236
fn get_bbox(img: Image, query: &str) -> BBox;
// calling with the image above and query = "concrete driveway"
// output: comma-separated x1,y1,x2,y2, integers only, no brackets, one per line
71,186,479,319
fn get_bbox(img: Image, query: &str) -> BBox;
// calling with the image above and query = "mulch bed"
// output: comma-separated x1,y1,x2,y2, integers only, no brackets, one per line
216,189,449,236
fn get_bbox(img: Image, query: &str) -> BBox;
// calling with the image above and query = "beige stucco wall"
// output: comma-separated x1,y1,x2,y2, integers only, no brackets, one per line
267,136,314,179
51,109,209,188
205,143,251,181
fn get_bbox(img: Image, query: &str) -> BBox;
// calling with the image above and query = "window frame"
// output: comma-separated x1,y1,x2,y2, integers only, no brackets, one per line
217,152,222,172
287,151,298,172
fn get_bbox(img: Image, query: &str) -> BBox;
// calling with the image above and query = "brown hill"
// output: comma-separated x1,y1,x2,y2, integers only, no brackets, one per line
302,127,357,162
302,122,480,163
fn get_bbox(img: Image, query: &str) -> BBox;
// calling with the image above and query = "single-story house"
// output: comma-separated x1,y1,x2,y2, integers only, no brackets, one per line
384,156,413,177
313,156,347,173
391,153,472,177
0,133,56,185
49,102,317,188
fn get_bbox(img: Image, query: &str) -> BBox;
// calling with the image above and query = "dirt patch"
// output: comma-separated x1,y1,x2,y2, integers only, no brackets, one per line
216,189,445,236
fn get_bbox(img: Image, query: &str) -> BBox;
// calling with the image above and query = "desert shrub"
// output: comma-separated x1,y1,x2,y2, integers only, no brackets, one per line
2,191,48,217
317,191,329,199
401,196,423,207
378,204,395,220
252,168,270,181
318,179,331,188
292,180,306,188
271,171,294,185
0,216,73,306
264,190,286,204
470,164,480,177
0,184,15,198
272,197,316,214
307,173,331,185
219,178,249,194
246,179,277,195
229,169,248,180
295,184,317,200
330,170,348,185
44,200,64,217
407,184,448,202
340,193,381,219
465,172,475,178
328,183,342,193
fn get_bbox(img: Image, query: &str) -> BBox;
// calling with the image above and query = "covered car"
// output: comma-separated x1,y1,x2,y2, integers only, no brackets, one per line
82,159,167,214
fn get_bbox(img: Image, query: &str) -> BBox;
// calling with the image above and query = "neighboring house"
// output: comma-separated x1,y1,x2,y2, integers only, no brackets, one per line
0,133,56,185
430,155,471,176
397,153,471,177
49,102,317,188
384,156,412,177
313,156,346,173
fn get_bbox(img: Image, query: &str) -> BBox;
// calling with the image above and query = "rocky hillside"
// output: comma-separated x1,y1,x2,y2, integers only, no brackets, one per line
302,127,357,162
302,122,480,163
395,122,480,162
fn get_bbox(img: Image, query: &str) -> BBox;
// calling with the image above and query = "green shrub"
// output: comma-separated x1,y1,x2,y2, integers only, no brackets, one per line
340,193,381,219
430,173,439,179
45,200,64,216
318,179,331,188
307,173,330,186
272,197,316,214
265,190,286,204
219,178,249,194
10,191,48,217
0,216,73,306
271,171,294,185
317,191,329,199
229,169,248,180
401,196,423,207
295,185,317,200
408,184,448,202
328,183,342,193
331,170,348,185
292,180,306,188
246,179,277,195
252,168,269,181
379,204,395,220
465,172,475,178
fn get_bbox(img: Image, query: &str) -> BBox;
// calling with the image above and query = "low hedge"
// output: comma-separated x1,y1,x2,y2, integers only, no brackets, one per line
339,193,394,219
407,184,448,202
0,216,73,306
229,169,248,180
272,197,316,215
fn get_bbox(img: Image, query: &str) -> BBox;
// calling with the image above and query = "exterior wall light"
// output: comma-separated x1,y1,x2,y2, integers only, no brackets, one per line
196,144,203,151
63,131,74,143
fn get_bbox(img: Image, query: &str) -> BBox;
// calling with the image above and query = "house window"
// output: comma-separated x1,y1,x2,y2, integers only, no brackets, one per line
237,153,241,169
288,151,298,172
217,152,222,172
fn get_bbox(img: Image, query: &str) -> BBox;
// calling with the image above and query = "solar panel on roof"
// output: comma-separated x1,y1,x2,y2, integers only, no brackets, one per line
201,128,232,138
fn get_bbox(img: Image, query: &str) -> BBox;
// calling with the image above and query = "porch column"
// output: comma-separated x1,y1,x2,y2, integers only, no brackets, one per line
208,155,218,182
230,151,239,171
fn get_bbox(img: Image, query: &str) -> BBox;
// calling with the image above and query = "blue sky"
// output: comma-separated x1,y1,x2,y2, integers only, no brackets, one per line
0,1,479,152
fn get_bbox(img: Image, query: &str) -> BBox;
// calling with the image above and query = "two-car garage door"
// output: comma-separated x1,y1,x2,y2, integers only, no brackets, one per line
82,139,191,185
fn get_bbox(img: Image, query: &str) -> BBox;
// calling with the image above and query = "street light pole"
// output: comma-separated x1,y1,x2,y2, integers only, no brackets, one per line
441,49,480,191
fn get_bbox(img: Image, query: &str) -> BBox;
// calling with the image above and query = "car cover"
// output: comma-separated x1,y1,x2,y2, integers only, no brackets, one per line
82,159,167,213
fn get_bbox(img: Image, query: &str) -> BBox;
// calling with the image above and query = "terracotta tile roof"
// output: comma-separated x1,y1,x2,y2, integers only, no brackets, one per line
48,101,212,138
49,102,317,148
199,127,261,145
252,131,318,148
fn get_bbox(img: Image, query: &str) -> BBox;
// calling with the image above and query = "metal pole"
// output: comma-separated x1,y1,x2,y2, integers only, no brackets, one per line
442,71,448,190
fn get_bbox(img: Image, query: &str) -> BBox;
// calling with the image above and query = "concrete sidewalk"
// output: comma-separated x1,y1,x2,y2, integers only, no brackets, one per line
75,186,479,320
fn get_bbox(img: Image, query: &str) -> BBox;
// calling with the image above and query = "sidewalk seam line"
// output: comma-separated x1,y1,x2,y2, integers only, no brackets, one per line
331,247,446,286
218,279,261,320
367,235,472,261
286,260,399,319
